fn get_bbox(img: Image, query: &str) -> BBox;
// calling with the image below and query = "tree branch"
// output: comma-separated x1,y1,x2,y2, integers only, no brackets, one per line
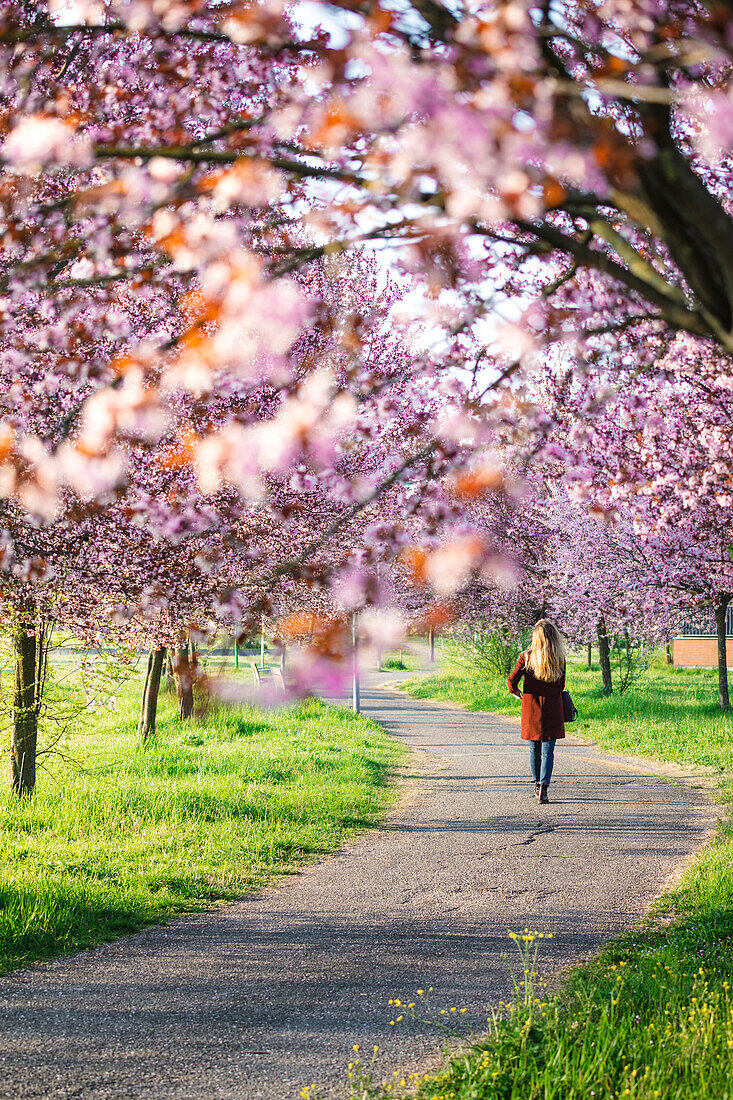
512,218,714,341
581,312,665,337
93,144,361,183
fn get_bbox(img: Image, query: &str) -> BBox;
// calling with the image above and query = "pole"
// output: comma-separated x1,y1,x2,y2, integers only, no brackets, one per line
260,620,265,669
376,606,382,672
352,612,360,714
376,562,382,671
234,636,239,670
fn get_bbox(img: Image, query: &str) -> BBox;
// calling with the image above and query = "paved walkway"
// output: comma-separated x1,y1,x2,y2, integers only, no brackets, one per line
0,673,718,1099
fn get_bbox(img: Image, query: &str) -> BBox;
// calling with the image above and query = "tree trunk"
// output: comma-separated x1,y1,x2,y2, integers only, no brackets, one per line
164,651,175,693
715,596,731,711
173,641,194,720
429,627,435,664
138,645,166,741
11,609,49,797
665,642,673,665
586,640,592,669
597,617,613,696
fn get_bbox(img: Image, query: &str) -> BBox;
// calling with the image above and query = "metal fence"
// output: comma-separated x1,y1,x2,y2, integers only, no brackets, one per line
679,606,733,637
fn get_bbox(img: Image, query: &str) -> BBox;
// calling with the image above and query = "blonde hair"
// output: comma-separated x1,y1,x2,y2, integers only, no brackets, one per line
526,619,566,682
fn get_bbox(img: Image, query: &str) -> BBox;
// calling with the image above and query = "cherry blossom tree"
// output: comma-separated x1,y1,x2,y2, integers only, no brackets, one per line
545,501,683,695
9,2,732,538
425,468,682,694
2,1,733,734
542,352,733,707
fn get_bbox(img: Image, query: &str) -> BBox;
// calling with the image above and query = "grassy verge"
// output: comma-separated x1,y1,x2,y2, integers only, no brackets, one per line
0,674,402,975
369,658,733,1100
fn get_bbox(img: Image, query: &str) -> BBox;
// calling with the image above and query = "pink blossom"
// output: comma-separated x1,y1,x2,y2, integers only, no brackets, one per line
2,116,92,169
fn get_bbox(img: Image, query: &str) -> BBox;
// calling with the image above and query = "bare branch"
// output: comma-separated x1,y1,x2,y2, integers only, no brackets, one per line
581,312,665,337
512,217,714,341
93,144,362,183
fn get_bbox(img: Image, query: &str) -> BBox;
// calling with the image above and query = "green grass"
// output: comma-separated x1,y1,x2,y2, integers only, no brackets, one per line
369,657,733,1100
381,651,420,672
0,674,402,974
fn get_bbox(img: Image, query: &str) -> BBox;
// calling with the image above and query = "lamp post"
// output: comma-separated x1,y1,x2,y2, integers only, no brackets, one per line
352,612,360,714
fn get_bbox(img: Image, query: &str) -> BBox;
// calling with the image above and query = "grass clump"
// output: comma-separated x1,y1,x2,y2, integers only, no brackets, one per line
381,651,419,672
0,676,401,974
380,656,733,1100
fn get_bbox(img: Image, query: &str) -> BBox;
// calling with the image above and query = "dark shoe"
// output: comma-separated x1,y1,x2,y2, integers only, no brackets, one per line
534,781,541,797
539,783,549,804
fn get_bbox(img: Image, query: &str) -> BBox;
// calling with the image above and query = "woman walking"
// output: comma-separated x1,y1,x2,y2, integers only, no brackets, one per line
508,619,566,804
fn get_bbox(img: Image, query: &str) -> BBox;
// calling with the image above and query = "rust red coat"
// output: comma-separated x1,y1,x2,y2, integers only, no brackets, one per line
507,652,566,741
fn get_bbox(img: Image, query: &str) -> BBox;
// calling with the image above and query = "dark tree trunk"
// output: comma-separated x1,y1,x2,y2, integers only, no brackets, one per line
665,642,673,665
715,596,731,711
586,640,592,669
11,607,50,797
597,617,613,696
164,651,175,693
637,137,733,335
429,628,435,664
173,641,194,720
138,645,166,741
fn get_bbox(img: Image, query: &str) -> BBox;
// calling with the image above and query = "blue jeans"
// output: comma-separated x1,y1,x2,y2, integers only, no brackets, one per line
530,740,556,785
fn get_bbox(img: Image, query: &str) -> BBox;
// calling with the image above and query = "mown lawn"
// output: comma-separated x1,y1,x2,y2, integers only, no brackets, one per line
373,657,733,1100
0,672,402,974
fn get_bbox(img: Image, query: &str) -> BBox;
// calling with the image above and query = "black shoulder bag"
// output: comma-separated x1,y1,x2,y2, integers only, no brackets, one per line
562,689,578,722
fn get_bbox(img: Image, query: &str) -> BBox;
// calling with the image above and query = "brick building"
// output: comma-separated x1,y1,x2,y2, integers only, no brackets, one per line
674,608,733,668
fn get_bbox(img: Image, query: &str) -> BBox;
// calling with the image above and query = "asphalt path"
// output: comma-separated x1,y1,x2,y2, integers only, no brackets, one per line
0,671,718,1099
